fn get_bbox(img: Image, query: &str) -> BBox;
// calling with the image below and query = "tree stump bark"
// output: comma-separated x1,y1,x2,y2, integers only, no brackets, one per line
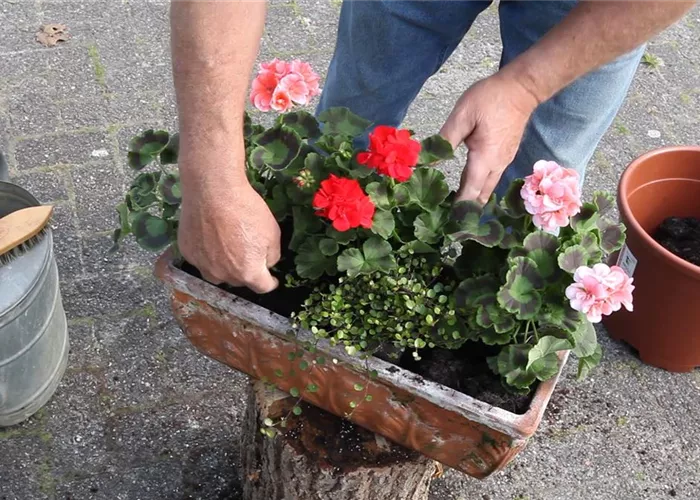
241,380,438,500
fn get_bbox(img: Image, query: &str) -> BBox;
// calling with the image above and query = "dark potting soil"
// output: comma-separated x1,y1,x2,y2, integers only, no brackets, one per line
652,216,700,267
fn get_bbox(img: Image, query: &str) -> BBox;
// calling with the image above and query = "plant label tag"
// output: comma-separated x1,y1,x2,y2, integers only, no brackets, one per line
616,244,638,277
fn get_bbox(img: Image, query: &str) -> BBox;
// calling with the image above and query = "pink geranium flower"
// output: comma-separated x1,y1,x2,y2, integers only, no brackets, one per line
290,59,321,97
521,160,582,233
249,70,279,112
279,73,310,105
270,87,293,112
260,58,290,79
565,264,634,323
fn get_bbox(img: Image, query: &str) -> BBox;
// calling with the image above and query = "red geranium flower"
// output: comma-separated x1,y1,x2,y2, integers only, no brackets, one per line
312,174,376,232
356,125,421,182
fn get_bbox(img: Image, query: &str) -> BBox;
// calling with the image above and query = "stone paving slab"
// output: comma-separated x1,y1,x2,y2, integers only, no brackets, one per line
0,1,699,499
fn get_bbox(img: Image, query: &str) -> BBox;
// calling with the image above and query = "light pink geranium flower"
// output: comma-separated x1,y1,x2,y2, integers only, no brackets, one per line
260,58,290,79
270,87,293,112
290,59,321,97
521,160,582,233
278,73,310,105
565,264,634,323
249,70,279,112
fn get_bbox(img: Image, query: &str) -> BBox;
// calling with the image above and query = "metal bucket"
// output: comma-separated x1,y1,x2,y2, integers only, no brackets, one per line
0,180,69,426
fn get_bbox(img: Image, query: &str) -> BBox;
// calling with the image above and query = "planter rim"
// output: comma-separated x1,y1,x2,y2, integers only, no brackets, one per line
618,145,700,279
154,248,567,441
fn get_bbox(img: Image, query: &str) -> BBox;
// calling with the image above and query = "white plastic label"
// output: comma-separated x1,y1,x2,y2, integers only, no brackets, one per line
616,244,638,277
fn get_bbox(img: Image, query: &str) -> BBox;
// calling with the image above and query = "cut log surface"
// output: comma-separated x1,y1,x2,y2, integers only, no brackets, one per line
241,380,437,500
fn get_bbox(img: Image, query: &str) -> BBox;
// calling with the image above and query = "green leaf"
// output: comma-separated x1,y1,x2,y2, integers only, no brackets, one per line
319,238,339,257
317,107,372,136
128,129,170,170
337,237,396,277
446,201,504,247
558,244,588,273
593,191,614,216
596,217,626,255
304,152,325,182
499,179,528,218
527,336,572,370
158,172,182,205
326,226,357,244
479,329,515,345
277,111,321,139
365,182,391,210
571,202,599,233
290,206,323,252
131,212,172,251
497,257,544,319
454,241,509,279
128,172,160,209
522,231,559,278
577,344,603,380
295,237,337,279
249,125,303,171
398,240,438,254
337,248,365,278
243,112,253,138
528,352,561,381
417,134,454,165
541,306,585,333
455,275,500,310
371,209,395,239
109,202,132,253
497,345,537,390
571,321,598,358
401,167,450,210
266,184,289,221
414,209,448,244
159,132,179,164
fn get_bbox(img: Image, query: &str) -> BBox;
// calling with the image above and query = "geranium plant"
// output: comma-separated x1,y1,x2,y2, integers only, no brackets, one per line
112,58,634,398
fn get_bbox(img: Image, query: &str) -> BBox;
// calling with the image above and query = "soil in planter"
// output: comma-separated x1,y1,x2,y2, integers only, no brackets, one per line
652,216,700,267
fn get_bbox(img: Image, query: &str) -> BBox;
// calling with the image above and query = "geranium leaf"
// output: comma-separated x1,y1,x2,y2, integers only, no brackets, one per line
577,344,603,380
337,248,365,278
528,352,560,381
455,275,499,310
249,125,302,171
417,134,454,165
363,237,397,273
446,201,504,247
365,182,392,210
295,237,337,279
277,111,321,139
596,217,626,255
398,240,438,254
414,209,448,244
128,129,170,170
290,206,323,251
318,238,339,257
326,226,357,244
131,212,172,251
593,191,614,216
317,107,372,136
479,328,515,345
571,202,599,233
499,179,527,218
541,305,585,333
402,167,450,210
158,172,182,205
266,184,289,221
523,231,559,278
497,257,543,319
128,172,160,209
393,184,410,206
527,336,572,370
497,345,537,390
476,302,516,336
370,209,395,239
499,231,520,249
558,244,588,273
571,321,598,358
243,112,253,138
159,132,179,164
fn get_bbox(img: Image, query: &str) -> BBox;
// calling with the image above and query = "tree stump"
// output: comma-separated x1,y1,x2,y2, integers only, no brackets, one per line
241,380,438,500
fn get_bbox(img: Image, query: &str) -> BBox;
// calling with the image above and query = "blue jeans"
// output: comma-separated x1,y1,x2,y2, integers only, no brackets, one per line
316,0,645,197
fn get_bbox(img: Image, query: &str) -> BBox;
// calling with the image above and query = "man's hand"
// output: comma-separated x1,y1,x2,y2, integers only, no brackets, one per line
178,157,281,294
440,74,539,205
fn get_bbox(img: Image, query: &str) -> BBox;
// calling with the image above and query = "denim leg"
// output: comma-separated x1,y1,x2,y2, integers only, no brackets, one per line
495,0,645,196
316,0,492,147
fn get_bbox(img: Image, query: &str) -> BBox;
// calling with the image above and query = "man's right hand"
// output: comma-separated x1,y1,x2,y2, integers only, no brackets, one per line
177,167,282,294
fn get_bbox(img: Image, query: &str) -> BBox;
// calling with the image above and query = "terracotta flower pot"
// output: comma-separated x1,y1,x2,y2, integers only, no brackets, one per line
154,250,568,479
603,146,700,372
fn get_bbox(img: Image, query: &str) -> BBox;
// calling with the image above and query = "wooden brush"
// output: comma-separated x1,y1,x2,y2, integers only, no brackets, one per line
0,205,53,266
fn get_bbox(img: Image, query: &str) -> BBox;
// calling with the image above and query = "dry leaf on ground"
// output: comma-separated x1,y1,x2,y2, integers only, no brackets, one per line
36,23,71,47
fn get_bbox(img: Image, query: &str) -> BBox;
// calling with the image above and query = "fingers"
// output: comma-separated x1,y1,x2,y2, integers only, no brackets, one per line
455,150,490,202
245,266,279,294
439,104,474,151
477,170,503,205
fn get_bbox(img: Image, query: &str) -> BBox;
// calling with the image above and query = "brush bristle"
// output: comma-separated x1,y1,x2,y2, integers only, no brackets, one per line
0,226,49,267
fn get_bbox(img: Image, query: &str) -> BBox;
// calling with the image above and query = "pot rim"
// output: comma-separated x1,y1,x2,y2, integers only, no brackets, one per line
154,248,568,441
618,145,700,278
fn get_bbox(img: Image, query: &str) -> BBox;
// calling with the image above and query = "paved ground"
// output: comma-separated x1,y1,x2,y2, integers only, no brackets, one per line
1,1,699,499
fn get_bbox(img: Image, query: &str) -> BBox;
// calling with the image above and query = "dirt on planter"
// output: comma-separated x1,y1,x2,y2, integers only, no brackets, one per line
652,216,700,267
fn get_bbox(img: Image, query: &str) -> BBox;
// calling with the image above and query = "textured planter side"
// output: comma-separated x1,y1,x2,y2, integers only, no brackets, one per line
155,250,568,479
603,145,700,372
